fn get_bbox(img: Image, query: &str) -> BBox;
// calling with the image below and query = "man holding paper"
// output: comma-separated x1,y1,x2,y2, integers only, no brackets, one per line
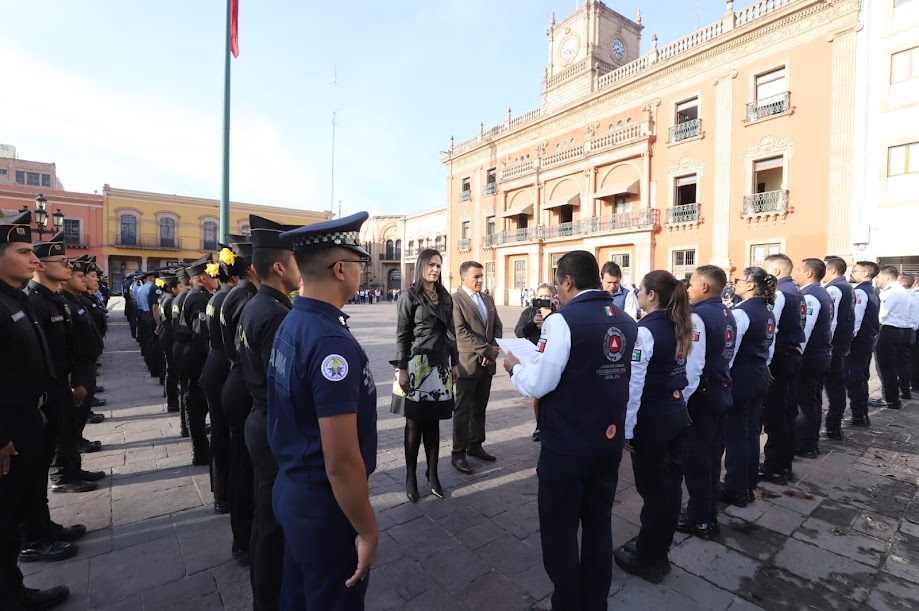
503,251,637,611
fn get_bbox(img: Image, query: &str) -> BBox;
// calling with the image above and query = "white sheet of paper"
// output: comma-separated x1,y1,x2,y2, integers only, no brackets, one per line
496,338,540,367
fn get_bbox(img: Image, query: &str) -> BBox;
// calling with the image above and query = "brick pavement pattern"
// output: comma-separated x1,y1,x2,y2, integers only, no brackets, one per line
27,299,919,610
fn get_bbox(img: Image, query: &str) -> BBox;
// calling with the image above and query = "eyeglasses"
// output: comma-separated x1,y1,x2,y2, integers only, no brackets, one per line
733,278,752,285
328,259,369,271
42,259,72,266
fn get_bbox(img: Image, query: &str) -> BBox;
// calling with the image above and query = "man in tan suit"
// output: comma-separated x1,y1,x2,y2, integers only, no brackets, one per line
452,261,503,474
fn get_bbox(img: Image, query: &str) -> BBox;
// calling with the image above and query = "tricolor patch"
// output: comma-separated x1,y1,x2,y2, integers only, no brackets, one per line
537,338,547,353
631,349,641,362
693,332,700,342
604,305,615,316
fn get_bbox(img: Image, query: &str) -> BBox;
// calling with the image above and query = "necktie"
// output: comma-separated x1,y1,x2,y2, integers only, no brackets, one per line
473,292,488,323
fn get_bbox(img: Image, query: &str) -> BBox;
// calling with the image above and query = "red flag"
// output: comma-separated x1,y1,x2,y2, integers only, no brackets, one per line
230,0,239,58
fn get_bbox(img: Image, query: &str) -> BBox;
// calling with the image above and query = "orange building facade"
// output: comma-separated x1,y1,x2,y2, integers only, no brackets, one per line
444,0,861,305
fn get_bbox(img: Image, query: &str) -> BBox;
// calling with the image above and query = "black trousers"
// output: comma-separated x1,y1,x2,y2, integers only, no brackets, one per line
795,358,830,451
0,410,43,608
182,351,209,459
245,408,283,611
911,330,919,388
631,407,689,566
222,370,254,552
201,350,230,504
876,326,912,402
137,311,151,358
845,342,874,419
684,386,730,524
763,349,802,475
173,340,188,431
538,447,621,611
452,373,493,455
724,366,769,495
160,335,179,409
823,348,848,430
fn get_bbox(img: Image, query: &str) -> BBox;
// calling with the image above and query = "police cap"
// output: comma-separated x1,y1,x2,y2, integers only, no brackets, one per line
0,211,33,245
280,211,370,258
249,215,298,250
33,230,66,259
185,254,212,277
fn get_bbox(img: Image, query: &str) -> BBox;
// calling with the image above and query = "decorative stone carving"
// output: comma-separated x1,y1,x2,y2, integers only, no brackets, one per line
584,121,600,138
666,155,705,179
742,135,796,163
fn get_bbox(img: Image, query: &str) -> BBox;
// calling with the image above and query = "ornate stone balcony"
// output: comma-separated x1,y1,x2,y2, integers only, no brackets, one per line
457,239,471,252
458,190,472,203
745,92,791,122
666,203,701,229
483,182,497,196
485,209,659,248
742,190,790,222
668,119,702,144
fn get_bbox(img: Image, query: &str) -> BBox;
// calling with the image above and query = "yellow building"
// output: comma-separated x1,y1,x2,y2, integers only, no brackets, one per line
101,185,331,289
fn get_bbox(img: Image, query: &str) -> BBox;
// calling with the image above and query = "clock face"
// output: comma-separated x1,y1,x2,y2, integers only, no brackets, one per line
611,38,626,62
560,36,578,63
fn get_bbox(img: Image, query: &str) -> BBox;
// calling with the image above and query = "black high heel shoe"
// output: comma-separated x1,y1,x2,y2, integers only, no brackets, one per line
427,469,444,499
406,472,419,503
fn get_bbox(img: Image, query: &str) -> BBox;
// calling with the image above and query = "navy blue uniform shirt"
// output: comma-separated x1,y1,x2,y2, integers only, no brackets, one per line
268,296,378,484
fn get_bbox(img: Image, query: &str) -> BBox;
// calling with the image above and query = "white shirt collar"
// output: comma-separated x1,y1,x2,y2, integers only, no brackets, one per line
462,285,480,299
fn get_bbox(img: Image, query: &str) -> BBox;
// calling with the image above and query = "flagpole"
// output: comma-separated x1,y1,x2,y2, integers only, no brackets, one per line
219,0,232,243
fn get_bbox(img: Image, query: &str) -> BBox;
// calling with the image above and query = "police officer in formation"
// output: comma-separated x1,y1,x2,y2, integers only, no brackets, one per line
268,212,378,610
157,271,182,412
822,257,855,439
0,212,72,610
135,270,162,379
171,260,199,438
871,265,915,408
504,251,637,609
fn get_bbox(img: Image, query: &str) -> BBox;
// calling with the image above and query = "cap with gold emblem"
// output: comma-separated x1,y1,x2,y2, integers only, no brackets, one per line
0,211,33,244
32,230,66,259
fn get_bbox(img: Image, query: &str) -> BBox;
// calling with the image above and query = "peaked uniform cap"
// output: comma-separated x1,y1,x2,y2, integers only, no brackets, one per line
33,230,66,259
177,267,191,283
185,254,212,277
227,233,254,258
249,215,298,250
280,211,370,258
0,211,33,244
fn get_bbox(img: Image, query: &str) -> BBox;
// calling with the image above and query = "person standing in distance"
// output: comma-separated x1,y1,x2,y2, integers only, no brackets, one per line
391,249,458,503
503,251,637,607
792,259,833,458
601,261,639,320
760,254,806,484
908,276,919,392
514,282,555,442
614,270,692,584
679,265,736,539
268,212,378,610
451,261,503,475
871,266,914,409
721,268,776,507
822,257,855,440
846,262,881,426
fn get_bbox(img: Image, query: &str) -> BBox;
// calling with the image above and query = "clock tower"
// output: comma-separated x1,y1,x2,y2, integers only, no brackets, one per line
544,0,643,110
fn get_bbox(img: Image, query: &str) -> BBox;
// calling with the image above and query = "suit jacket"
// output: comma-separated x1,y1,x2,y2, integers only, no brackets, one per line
453,288,503,378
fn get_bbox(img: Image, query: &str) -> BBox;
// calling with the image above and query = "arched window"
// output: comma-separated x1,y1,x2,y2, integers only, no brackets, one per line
119,215,137,246
159,218,176,248
202,221,218,251
386,239,394,260
395,239,402,259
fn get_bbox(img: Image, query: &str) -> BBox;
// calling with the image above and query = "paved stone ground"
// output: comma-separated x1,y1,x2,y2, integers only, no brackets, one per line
25,298,919,610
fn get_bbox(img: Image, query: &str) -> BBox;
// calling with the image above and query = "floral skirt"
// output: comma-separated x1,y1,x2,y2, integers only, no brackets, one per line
390,354,454,422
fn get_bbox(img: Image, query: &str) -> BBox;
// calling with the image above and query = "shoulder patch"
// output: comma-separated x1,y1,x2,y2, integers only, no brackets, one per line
321,354,349,382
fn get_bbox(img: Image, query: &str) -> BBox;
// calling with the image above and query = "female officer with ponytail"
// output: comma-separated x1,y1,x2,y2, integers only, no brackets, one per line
721,268,777,507
614,270,693,584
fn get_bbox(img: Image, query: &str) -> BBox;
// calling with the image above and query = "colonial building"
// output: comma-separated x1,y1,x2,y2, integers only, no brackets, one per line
0,145,65,191
358,215,404,293
851,0,919,272
444,0,861,305
0,186,104,262
103,185,331,290
402,207,449,289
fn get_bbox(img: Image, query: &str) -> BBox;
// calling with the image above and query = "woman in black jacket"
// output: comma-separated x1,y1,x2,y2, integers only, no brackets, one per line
391,249,459,502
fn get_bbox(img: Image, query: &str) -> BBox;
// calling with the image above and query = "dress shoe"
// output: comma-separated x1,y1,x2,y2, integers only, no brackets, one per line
95,386,105,394
451,455,474,475
50,480,98,494
52,524,86,542
19,541,78,563
825,428,844,441
869,397,892,407
467,447,497,462
621,542,671,575
795,447,819,459
87,412,105,424
531,429,541,443
887,401,903,410
232,543,250,566
901,393,912,401
16,585,70,610
77,440,102,453
214,501,230,515
677,511,719,539
614,547,664,584
719,488,749,507
166,404,180,413
426,470,444,499
80,469,105,482
405,473,419,503
90,397,107,408
850,415,871,427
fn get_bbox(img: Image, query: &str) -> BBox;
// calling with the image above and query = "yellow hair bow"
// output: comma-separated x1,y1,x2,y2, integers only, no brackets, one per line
206,262,220,277
155,278,165,288
219,248,237,266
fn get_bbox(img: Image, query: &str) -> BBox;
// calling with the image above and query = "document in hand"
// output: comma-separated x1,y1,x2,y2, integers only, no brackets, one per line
496,338,540,367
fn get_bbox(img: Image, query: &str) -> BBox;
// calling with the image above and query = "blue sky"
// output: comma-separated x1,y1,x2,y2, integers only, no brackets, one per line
1,0,734,216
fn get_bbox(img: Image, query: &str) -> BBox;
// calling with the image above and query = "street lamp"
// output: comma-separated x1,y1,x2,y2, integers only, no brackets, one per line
34,194,49,240
52,208,65,232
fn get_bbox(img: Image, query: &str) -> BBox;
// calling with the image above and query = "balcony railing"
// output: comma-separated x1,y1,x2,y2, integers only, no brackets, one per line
668,119,702,143
483,182,497,196
666,203,701,224
63,236,90,249
482,234,497,248
746,92,790,122
113,234,184,250
743,191,789,215
201,239,218,251
459,190,472,203
457,239,471,251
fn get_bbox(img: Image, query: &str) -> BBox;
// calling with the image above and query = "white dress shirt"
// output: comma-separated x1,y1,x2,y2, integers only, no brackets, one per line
509,307,573,399
879,282,912,328
769,290,786,363
625,326,655,440
911,289,919,331
729,308,750,370
462,285,488,323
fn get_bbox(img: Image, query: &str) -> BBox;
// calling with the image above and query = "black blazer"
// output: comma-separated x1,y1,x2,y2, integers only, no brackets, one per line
393,287,458,369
